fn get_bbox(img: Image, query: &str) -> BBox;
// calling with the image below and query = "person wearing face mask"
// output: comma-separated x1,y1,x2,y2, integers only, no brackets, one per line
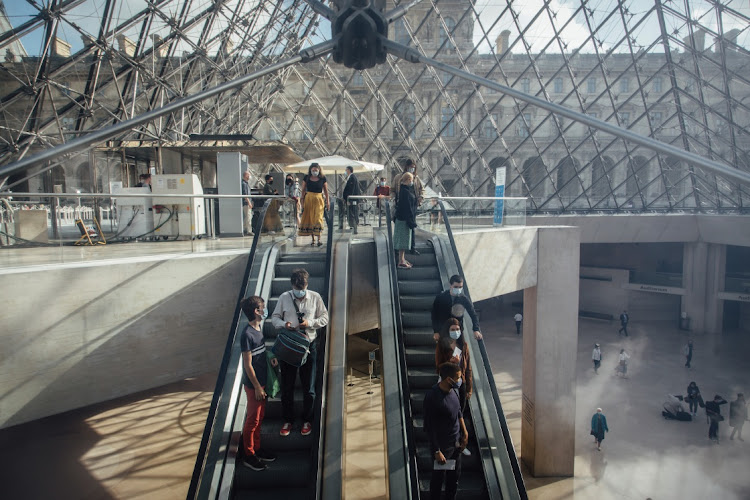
271,269,329,437
393,172,418,268
284,174,301,227
373,177,390,212
299,163,330,246
342,165,361,234
392,158,425,255
262,174,283,233
431,274,483,343
239,295,277,470
423,362,469,500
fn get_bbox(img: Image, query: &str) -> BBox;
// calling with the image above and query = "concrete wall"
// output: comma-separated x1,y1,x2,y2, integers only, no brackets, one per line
579,267,629,317
452,227,538,301
0,251,247,429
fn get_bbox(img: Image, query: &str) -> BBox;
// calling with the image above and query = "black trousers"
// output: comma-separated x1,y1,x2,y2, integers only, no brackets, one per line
709,420,719,440
515,320,522,334
347,201,359,232
280,339,318,424
430,446,462,500
618,323,628,336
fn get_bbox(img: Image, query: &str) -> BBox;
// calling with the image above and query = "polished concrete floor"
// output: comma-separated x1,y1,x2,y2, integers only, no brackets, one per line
481,302,750,500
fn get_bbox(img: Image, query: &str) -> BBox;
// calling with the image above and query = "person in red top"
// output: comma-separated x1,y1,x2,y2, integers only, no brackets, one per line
373,177,390,211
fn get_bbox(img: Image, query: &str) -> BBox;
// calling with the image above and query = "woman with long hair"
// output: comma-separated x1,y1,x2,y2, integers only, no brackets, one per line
298,163,330,246
393,172,417,268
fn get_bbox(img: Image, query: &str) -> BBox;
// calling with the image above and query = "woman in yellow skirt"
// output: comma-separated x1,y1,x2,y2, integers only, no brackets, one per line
299,163,330,246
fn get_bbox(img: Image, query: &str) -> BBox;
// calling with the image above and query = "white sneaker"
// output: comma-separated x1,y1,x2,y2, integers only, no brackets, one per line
462,448,471,456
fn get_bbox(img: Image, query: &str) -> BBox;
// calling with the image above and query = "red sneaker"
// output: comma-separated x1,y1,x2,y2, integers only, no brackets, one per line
280,422,292,436
301,422,312,436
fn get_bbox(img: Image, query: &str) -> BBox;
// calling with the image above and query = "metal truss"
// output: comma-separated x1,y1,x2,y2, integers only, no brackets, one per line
0,0,748,214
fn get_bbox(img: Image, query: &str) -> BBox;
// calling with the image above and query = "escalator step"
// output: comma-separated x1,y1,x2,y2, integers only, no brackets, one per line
259,421,317,451
399,295,437,311
402,252,438,267
416,444,481,470
234,450,312,490
397,266,440,281
279,252,327,262
233,487,310,500
398,279,443,295
403,329,437,347
408,367,438,389
418,470,487,500
401,311,433,328
275,261,326,276
405,346,436,366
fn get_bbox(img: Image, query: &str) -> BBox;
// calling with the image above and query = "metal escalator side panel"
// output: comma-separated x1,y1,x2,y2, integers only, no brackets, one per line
431,211,527,499
374,228,414,499
320,240,350,500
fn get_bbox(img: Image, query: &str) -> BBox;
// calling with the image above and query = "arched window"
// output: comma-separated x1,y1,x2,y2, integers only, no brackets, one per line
555,156,579,201
439,17,456,48
522,156,545,200
626,156,648,208
590,156,612,200
77,163,93,192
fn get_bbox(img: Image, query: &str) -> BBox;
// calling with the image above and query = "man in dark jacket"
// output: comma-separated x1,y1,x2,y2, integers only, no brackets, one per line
424,362,468,500
618,310,629,336
706,394,728,442
342,166,361,234
431,275,483,342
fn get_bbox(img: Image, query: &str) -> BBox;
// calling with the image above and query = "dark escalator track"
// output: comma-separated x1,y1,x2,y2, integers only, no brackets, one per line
233,249,328,499
396,240,490,499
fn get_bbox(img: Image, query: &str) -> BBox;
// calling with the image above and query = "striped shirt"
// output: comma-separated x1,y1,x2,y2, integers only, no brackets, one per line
241,324,266,387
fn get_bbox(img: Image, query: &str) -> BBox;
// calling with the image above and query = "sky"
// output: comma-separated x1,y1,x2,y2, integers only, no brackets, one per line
2,0,748,57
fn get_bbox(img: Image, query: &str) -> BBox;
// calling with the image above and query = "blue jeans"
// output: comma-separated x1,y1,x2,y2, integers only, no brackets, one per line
280,338,318,424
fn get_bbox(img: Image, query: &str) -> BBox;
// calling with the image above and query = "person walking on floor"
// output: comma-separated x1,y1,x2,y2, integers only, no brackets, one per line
616,348,630,378
393,172,418,269
592,343,602,374
271,269,329,437
686,381,702,417
706,394,728,442
424,362,469,500
241,171,254,236
617,310,629,336
514,312,523,335
683,340,693,368
239,295,277,470
729,393,747,442
342,165,361,234
298,163,330,246
590,408,609,451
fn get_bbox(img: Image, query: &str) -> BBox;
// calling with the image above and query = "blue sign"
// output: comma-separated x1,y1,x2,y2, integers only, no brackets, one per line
494,167,506,225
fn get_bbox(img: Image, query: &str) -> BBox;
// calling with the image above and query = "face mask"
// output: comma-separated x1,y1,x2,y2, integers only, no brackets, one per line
450,377,462,389
268,180,273,184
286,179,293,185
408,167,415,174
293,289,307,298
450,287,463,297
260,307,268,320
405,182,413,187
380,181,385,186
311,170,319,176
449,329,461,340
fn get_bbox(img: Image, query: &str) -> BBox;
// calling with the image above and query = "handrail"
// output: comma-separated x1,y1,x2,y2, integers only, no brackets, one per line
320,238,348,499
186,198,276,500
314,195,337,499
435,199,528,500
383,200,421,499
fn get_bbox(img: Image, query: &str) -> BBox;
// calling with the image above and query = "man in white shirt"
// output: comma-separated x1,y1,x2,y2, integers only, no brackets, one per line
514,312,523,335
271,268,329,437
592,343,602,373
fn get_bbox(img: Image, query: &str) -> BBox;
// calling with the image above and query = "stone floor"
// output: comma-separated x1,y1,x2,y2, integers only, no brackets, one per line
480,300,750,500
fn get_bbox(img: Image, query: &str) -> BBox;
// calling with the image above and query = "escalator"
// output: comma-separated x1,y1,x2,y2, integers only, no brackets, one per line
188,201,338,500
378,201,527,500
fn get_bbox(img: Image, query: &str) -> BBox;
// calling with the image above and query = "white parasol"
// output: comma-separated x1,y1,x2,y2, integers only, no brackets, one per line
284,155,384,174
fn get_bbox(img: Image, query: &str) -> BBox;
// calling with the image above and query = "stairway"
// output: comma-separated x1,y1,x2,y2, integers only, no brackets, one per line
397,239,489,499
233,250,328,499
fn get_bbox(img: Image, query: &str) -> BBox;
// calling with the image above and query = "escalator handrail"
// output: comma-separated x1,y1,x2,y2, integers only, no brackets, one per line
313,195,337,499
383,200,421,499
436,200,529,500
186,198,279,500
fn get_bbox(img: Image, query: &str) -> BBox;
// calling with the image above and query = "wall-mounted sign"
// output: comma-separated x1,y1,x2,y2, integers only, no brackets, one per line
718,292,750,303
622,283,686,295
